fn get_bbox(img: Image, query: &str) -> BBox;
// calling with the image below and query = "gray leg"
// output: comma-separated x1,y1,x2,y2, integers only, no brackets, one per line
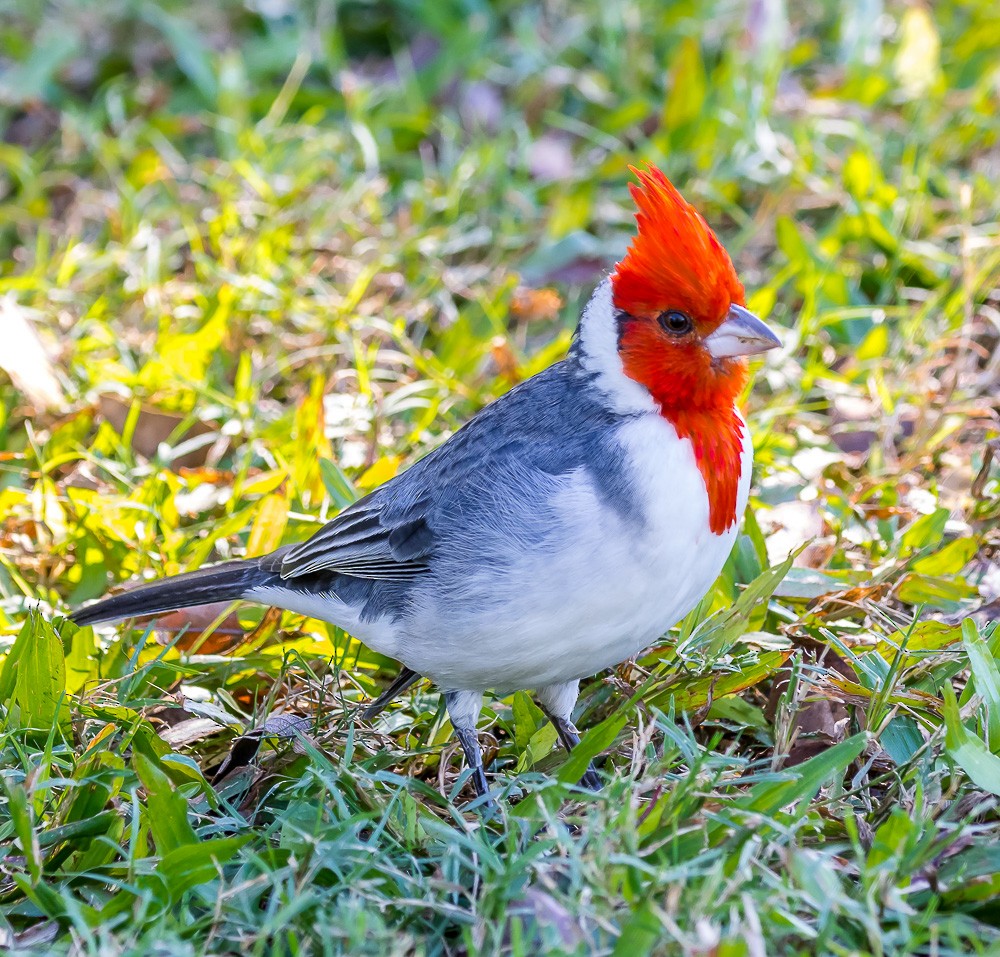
537,680,602,791
444,690,492,803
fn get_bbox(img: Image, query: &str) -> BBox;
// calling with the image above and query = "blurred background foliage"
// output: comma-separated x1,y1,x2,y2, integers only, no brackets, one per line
0,0,998,953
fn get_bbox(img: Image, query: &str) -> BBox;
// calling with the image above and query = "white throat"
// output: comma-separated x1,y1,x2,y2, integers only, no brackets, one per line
577,278,657,415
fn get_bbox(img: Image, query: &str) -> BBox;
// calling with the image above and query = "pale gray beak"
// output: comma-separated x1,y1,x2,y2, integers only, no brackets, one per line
705,304,781,359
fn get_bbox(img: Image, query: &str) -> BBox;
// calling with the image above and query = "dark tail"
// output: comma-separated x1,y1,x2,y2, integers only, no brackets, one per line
71,555,281,627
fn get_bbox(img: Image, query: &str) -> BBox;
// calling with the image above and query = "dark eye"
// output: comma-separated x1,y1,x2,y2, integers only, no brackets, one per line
657,310,693,335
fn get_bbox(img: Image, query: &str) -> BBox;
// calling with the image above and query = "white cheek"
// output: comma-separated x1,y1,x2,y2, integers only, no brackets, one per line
577,279,658,415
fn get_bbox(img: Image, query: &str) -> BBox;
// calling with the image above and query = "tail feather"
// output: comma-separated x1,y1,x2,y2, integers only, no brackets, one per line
71,557,277,627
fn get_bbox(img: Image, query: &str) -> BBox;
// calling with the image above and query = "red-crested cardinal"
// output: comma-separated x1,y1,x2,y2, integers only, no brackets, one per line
73,167,780,800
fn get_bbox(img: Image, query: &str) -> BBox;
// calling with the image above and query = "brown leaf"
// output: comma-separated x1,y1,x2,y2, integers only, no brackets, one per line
98,394,214,469
511,287,563,323
767,638,854,768
811,579,893,620
159,717,227,748
489,337,520,383
177,466,235,483
971,438,1000,499
0,296,65,412
762,497,827,566
151,602,245,654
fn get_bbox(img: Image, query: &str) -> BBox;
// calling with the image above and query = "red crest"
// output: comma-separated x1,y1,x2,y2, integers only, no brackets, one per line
612,166,745,328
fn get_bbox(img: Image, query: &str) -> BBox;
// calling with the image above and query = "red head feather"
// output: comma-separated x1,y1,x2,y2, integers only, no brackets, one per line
612,166,745,326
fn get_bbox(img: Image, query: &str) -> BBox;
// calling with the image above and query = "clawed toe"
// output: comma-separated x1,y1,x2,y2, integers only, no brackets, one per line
579,765,603,791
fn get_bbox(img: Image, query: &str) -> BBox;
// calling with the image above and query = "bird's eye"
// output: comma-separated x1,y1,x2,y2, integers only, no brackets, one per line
657,310,693,335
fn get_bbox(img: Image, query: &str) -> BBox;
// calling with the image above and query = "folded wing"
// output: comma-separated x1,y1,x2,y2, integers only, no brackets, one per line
275,494,435,582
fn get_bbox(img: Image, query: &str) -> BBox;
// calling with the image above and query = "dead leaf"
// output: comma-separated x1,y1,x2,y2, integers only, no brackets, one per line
0,295,65,411
811,580,894,621
971,438,1000,499
511,287,563,323
159,717,227,748
489,337,520,383
99,394,214,469
151,602,245,654
762,497,827,566
767,637,854,768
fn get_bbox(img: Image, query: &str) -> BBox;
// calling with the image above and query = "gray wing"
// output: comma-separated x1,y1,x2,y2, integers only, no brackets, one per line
278,493,435,581
276,356,630,584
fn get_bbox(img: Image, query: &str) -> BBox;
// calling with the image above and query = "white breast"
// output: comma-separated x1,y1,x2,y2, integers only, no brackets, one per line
393,411,752,692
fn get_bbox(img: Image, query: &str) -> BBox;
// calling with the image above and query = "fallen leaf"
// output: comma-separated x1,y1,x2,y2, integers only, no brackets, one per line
151,602,245,654
99,394,214,470
762,497,827,566
511,287,563,323
489,337,520,382
0,295,65,412
767,638,854,768
159,717,227,748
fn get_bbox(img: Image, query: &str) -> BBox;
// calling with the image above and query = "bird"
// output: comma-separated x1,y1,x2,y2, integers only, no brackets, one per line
72,166,780,802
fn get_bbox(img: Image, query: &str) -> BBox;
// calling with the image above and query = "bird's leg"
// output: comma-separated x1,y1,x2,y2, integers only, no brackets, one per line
551,718,603,791
537,680,602,791
444,690,492,804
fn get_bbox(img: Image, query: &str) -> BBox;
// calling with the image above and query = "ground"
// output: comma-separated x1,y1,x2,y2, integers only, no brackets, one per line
0,1,999,954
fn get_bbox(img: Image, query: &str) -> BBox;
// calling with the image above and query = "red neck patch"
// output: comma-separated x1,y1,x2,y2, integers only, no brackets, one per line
618,319,749,535
667,404,747,536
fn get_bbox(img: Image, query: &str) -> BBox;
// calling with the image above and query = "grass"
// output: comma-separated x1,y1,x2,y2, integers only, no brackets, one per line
1,0,999,953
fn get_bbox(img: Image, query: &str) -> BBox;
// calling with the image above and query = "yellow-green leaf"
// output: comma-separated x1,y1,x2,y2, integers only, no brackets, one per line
663,37,706,131
246,490,289,557
13,612,66,730
943,682,1000,796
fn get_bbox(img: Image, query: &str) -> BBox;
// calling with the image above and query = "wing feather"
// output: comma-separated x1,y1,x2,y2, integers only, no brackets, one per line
278,495,433,581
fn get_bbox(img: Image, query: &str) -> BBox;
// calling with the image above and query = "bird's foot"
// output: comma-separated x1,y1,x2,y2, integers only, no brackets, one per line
548,714,604,792
453,724,501,814
579,764,602,791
